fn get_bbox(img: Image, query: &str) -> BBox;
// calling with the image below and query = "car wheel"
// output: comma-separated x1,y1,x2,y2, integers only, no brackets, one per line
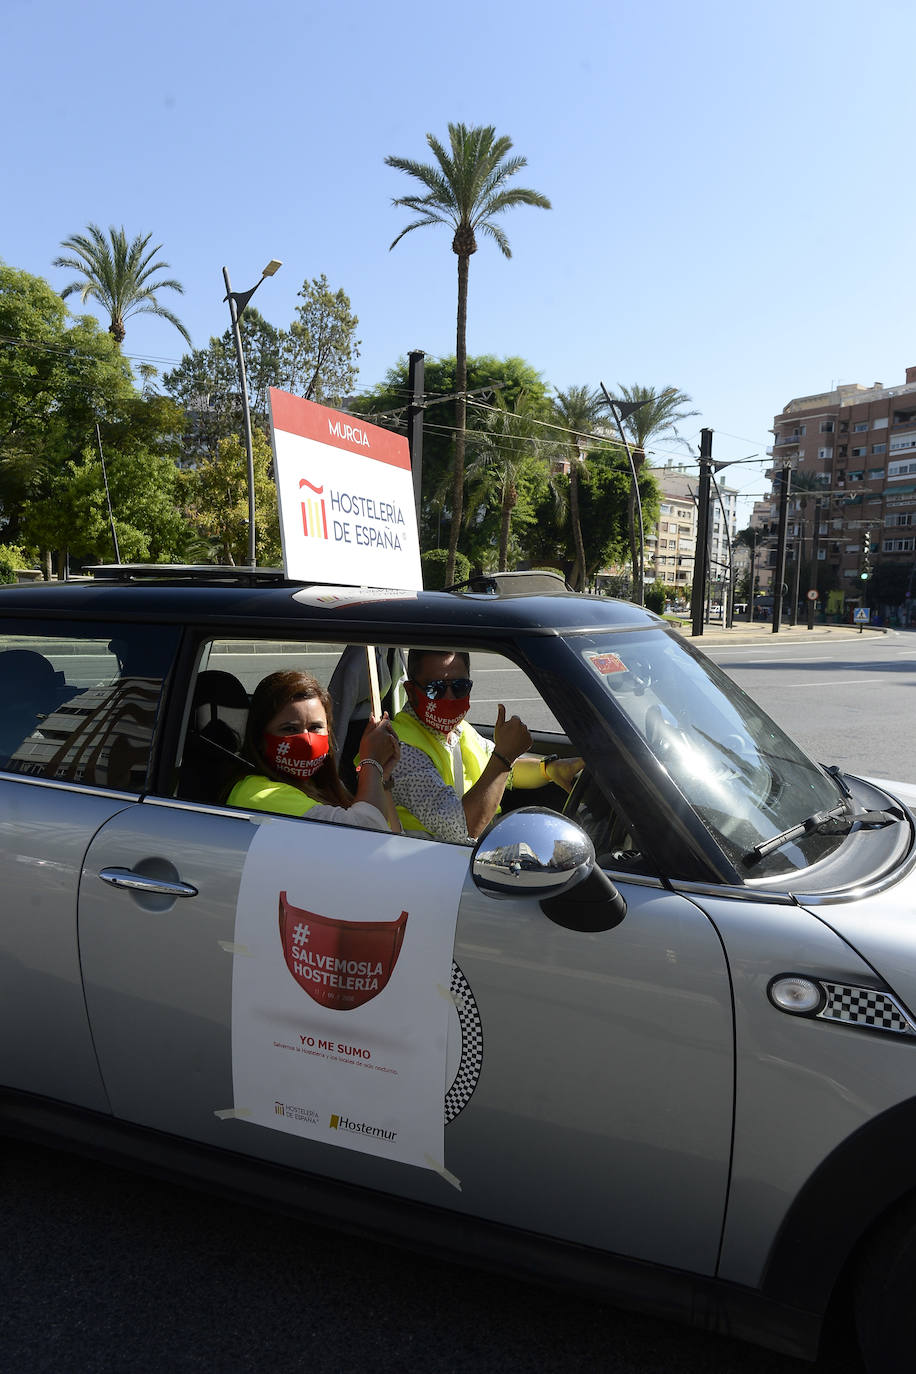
854,1193,916,1371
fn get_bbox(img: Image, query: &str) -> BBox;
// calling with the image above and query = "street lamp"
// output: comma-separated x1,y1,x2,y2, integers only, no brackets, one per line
600,385,652,606
222,258,283,566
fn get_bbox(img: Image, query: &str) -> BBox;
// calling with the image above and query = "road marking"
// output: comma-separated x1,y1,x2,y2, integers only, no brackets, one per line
781,678,889,688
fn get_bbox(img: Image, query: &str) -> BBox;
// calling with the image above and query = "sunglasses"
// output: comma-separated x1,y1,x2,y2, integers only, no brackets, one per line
413,677,473,701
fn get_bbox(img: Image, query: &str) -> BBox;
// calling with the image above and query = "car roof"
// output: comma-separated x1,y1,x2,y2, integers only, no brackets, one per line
0,568,661,640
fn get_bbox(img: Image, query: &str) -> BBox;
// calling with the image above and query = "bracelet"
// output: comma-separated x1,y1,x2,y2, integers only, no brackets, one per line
493,750,513,772
357,757,385,779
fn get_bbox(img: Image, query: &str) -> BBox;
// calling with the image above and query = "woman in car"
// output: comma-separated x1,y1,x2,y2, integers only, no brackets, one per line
226,669,400,832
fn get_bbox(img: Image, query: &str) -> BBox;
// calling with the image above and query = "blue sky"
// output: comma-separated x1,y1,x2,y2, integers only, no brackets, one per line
3,0,914,521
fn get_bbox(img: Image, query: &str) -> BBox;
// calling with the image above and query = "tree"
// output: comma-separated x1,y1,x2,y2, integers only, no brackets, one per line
181,429,280,566
552,386,606,590
164,279,360,461
280,275,360,406
603,385,698,591
464,391,545,570
352,354,552,554
54,224,191,346
386,123,551,583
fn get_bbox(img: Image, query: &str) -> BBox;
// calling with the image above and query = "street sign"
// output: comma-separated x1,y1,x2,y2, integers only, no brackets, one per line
806,589,818,601
853,607,870,624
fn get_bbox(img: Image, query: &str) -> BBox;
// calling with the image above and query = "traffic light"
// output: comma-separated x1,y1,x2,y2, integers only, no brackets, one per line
860,530,872,582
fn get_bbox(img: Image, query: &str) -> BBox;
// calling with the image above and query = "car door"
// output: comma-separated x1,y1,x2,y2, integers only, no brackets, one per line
0,617,179,1111
77,637,735,1278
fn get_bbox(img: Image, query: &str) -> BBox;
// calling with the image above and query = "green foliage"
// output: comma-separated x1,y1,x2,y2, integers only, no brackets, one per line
54,223,190,345
644,580,668,614
352,354,552,554
421,548,470,589
181,428,280,566
0,544,33,583
163,278,360,462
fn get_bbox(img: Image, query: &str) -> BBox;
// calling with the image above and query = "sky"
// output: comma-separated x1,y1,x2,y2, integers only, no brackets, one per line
3,0,914,526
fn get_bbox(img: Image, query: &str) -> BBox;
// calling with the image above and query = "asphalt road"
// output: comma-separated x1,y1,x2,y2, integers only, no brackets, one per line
703,628,916,784
0,1139,861,1374
6,631,910,1374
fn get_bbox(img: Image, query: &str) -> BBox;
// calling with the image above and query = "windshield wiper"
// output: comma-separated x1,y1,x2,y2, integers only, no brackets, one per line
743,802,854,866
743,797,903,867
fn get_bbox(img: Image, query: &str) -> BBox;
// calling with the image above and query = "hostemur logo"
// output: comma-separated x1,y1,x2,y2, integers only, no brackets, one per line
329,1113,397,1142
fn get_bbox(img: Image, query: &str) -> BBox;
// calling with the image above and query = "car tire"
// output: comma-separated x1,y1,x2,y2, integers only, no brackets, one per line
854,1193,916,1371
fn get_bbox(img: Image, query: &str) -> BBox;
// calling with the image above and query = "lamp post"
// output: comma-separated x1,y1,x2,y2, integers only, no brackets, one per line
600,386,652,606
222,258,282,566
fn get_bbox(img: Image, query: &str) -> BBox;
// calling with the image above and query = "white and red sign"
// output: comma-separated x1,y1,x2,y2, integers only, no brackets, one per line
269,389,422,589
231,822,468,1172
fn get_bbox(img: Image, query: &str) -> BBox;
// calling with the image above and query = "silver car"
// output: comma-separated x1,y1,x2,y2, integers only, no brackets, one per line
1,566,915,1372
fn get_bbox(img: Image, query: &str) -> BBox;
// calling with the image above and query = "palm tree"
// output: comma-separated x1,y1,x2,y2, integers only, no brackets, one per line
385,124,550,582
552,386,605,590
464,392,543,570
54,224,191,346
604,385,698,593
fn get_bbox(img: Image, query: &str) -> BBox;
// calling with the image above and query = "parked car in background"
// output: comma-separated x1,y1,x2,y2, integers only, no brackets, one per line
2,565,916,1372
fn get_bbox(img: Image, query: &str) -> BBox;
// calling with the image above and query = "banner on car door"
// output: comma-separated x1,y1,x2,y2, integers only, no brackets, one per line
269,389,422,590
230,821,467,1172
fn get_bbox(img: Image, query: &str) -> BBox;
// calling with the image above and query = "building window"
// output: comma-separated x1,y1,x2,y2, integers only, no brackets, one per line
660,504,671,514
851,447,867,459
817,550,826,560
872,443,886,455
889,432,916,454
889,459,916,478
818,447,833,459
873,417,889,430
868,468,884,480
883,538,915,553
819,421,834,433
854,421,868,433
888,513,913,527
848,471,865,482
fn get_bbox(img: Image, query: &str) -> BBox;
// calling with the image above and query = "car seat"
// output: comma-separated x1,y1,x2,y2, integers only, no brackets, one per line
0,649,68,768
178,669,250,803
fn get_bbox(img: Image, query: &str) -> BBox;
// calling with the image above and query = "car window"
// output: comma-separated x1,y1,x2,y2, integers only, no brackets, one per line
0,620,178,791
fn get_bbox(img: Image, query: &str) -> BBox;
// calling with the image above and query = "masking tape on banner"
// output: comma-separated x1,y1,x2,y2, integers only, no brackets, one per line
218,941,253,957
436,982,464,1011
424,1155,462,1191
214,1107,253,1120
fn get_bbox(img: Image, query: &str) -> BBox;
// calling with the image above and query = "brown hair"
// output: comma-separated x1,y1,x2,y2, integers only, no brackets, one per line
240,669,352,808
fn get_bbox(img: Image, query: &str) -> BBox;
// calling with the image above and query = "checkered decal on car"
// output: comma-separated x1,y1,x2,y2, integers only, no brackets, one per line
444,962,484,1124
818,982,916,1035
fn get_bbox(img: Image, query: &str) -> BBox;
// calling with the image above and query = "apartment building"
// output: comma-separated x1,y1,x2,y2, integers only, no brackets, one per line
644,465,738,595
766,367,916,609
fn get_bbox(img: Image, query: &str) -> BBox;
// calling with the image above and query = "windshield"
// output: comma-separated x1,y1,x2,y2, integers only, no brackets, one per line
579,629,847,877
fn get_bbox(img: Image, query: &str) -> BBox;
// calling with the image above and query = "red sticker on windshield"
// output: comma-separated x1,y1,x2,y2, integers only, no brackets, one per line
587,652,627,675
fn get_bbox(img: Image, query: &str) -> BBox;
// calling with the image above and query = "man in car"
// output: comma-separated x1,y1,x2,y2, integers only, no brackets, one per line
390,649,582,844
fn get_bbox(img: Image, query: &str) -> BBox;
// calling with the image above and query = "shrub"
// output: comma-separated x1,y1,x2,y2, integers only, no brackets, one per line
421,549,471,590
644,580,668,614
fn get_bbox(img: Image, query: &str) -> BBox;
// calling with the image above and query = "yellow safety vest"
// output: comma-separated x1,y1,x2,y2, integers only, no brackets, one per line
391,710,494,836
227,773,319,818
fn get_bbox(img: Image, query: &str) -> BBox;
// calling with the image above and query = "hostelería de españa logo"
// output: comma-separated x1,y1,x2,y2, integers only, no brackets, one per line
299,479,328,540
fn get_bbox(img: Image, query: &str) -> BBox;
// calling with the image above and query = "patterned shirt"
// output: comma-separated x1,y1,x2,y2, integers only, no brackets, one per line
391,707,497,845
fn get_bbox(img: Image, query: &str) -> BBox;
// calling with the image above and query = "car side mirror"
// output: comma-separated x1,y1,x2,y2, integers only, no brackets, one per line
471,807,626,933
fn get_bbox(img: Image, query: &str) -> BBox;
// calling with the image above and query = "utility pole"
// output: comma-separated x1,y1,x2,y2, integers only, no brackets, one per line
690,428,713,636
772,461,791,633
406,350,425,525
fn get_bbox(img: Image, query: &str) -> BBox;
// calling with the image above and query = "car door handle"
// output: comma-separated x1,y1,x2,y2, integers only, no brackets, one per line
98,867,199,898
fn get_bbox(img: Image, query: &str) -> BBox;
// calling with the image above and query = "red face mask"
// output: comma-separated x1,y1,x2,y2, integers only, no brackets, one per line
406,682,470,735
279,892,408,1011
263,729,330,780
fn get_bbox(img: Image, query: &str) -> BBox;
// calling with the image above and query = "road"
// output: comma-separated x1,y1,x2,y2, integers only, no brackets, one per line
8,631,909,1374
703,628,916,784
